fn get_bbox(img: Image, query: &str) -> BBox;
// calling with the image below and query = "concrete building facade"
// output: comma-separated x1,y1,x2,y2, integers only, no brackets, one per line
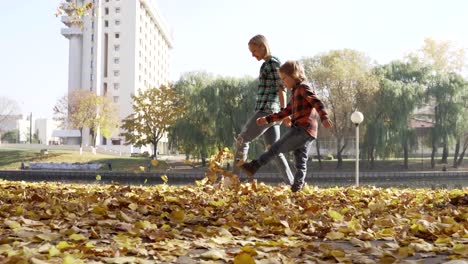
60,0,173,154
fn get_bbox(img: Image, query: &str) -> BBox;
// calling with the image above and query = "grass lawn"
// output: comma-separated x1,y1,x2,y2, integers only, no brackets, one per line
0,148,156,172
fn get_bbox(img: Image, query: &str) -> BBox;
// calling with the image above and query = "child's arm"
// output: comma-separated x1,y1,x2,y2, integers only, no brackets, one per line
301,87,333,128
257,103,292,125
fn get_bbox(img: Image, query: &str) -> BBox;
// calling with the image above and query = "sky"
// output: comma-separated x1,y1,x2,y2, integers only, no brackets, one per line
0,0,467,119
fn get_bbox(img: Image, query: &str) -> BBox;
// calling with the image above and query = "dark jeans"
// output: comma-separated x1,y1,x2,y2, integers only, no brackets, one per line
234,111,293,185
257,125,314,186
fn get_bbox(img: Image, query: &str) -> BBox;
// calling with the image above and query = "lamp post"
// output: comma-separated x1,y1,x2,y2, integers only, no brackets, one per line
351,111,364,186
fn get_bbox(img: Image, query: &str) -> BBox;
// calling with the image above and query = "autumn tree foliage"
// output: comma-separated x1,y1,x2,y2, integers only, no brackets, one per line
120,86,185,160
53,90,117,150
302,49,379,168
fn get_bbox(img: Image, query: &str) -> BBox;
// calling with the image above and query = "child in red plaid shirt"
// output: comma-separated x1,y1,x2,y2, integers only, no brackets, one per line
239,60,333,192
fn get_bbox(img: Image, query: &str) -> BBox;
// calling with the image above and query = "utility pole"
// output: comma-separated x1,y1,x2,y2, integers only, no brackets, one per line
29,112,32,144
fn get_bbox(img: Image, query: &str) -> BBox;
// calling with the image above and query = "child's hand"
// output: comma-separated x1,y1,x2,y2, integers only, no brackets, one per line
282,116,292,127
256,117,268,126
322,119,333,128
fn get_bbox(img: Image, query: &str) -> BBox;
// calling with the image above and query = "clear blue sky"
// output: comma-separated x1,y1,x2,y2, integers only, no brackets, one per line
0,0,467,119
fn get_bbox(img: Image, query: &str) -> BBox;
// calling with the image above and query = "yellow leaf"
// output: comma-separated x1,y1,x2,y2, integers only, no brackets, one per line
6,220,21,229
63,255,85,264
151,160,159,167
95,174,101,181
161,175,168,183
241,246,257,256
139,166,145,171
453,244,468,257
328,209,344,221
48,246,60,257
128,203,138,211
69,234,87,241
325,231,345,240
234,252,255,264
210,199,227,207
57,241,74,250
170,210,185,222
200,249,226,260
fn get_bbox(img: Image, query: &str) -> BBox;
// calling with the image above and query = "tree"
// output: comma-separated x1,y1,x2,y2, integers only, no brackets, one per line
1,129,19,143
53,90,117,152
0,96,20,132
302,49,378,168
170,72,216,165
419,38,466,74
372,58,427,169
428,73,467,167
121,86,185,160
418,38,467,166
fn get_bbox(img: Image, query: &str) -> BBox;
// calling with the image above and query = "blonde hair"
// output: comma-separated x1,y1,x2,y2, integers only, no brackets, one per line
248,34,271,57
279,60,307,82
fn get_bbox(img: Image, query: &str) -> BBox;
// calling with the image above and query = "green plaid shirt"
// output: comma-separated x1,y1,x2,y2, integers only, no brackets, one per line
255,56,283,113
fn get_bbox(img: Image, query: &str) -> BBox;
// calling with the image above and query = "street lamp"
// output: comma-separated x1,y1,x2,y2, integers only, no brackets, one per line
351,111,364,187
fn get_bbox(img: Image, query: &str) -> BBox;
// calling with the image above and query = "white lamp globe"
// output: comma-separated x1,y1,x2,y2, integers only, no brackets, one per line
351,111,364,125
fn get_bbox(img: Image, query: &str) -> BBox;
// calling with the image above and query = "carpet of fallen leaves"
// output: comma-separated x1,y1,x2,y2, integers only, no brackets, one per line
0,149,467,263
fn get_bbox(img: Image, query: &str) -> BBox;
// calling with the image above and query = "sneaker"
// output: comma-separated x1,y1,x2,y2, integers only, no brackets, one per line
239,160,261,177
291,182,304,193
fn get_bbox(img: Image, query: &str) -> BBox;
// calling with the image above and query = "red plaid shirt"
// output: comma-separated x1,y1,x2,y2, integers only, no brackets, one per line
265,82,329,138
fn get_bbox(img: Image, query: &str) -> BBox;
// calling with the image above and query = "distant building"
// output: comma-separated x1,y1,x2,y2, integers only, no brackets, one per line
51,129,82,145
60,0,173,155
35,118,61,145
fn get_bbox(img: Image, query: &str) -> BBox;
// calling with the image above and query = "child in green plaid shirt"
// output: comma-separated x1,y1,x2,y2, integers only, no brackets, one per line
233,34,294,186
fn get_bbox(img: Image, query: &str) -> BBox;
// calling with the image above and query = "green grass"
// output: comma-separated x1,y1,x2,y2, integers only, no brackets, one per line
0,148,164,172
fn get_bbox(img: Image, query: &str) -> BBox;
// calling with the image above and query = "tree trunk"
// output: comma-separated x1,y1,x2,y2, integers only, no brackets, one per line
79,128,84,155
441,141,448,163
453,138,460,168
335,136,347,169
431,144,436,169
153,140,159,160
315,139,322,170
403,143,409,170
456,139,468,166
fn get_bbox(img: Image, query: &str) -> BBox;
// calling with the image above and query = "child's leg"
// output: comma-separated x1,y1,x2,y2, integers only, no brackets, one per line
257,126,311,167
233,111,274,173
292,140,314,189
263,125,294,185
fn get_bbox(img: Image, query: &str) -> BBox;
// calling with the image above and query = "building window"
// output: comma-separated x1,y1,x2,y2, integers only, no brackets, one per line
114,57,119,64
91,34,94,41
115,33,120,38
115,20,120,26
114,83,119,90
104,20,109,27
105,7,109,15
114,70,119,77
115,7,121,13
113,96,119,103
90,73,93,81
114,44,120,51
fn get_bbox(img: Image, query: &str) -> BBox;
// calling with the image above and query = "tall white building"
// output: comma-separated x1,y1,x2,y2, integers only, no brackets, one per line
60,0,173,153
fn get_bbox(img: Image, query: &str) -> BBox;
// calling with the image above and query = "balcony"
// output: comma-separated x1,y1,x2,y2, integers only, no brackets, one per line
61,15,82,26
61,27,83,38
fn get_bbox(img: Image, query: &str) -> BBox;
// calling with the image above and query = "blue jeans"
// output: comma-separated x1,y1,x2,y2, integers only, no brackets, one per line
257,125,314,186
234,111,294,185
